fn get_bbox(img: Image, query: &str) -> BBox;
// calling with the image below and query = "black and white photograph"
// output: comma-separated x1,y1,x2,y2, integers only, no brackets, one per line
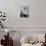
20,6,29,18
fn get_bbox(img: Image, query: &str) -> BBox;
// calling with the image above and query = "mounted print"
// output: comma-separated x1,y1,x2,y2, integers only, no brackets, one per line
20,6,29,18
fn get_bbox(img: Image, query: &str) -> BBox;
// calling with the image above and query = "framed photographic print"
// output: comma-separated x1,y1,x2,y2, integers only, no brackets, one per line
20,6,29,18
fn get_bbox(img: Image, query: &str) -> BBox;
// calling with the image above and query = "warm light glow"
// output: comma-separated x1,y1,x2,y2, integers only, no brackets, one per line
5,29,9,33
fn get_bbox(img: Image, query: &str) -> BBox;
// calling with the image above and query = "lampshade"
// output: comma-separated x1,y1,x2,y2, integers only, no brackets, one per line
5,29,10,33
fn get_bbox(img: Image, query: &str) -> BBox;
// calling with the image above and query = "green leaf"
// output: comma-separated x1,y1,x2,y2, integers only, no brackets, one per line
3,16,6,17
0,12,2,13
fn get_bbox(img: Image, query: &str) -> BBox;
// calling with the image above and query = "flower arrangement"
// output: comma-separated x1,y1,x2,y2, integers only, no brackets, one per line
0,10,6,28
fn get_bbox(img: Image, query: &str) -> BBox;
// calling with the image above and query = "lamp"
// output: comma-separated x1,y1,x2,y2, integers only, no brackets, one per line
5,29,10,37
5,29,9,33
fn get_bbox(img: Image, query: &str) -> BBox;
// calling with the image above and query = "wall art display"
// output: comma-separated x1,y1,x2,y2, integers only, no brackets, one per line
20,6,29,18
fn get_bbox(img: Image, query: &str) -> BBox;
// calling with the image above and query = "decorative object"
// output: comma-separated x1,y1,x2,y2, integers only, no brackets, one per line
1,31,13,46
1,29,13,46
0,10,6,28
20,6,29,18
5,29,10,33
